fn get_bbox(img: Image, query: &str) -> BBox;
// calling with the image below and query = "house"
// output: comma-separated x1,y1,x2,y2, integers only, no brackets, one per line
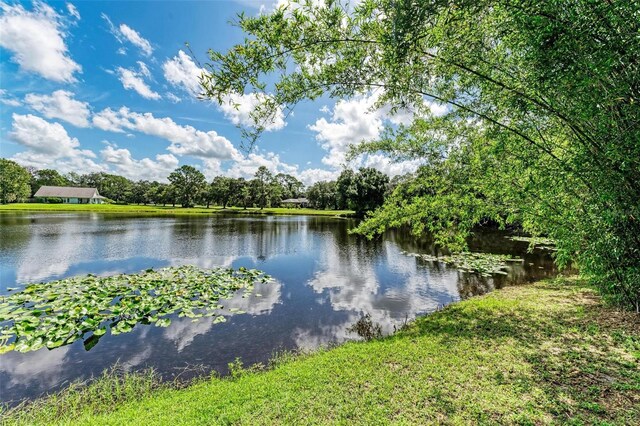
281,197,309,208
34,186,106,204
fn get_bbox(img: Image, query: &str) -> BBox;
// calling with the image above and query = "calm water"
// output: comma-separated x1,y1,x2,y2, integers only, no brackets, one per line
0,213,557,404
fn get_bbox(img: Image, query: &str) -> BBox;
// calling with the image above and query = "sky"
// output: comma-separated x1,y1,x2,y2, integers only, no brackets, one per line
0,0,433,185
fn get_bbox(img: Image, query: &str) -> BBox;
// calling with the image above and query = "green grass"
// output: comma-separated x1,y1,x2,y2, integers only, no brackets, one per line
0,203,353,217
2,278,639,425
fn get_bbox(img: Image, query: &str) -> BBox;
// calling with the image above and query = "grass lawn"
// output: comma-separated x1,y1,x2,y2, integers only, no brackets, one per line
0,203,353,217
3,277,639,425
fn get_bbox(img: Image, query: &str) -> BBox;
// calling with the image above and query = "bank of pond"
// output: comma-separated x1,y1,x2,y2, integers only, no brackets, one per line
0,203,354,217
2,278,638,425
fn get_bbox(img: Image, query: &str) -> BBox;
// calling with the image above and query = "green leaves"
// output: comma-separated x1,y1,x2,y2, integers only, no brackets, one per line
405,251,519,277
0,266,271,353
200,0,640,311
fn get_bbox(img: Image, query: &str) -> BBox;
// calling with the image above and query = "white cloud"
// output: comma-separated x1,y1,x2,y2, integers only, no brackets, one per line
165,92,182,103
92,107,130,133
360,154,421,177
102,14,152,56
162,50,202,96
92,107,240,160
0,89,21,107
309,93,442,177
66,3,79,20
101,145,179,181
0,1,81,82
297,168,339,186
116,47,127,55
10,113,83,157
9,114,102,173
163,50,286,130
137,61,151,78
309,94,383,168
116,67,161,100
24,90,91,128
218,92,286,131
225,152,297,179
119,23,152,56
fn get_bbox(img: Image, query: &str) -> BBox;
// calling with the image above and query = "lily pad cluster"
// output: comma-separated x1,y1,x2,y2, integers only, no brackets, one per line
507,236,556,249
404,251,520,277
0,266,270,354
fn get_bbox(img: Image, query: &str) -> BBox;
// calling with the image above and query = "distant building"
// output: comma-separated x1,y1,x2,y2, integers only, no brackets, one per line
281,197,309,208
34,186,106,204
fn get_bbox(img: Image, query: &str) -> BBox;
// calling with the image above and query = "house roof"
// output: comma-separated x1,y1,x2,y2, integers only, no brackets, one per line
34,186,102,198
281,198,309,203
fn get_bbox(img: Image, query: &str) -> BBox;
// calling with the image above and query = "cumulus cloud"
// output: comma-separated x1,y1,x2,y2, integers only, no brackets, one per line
101,145,179,181
163,50,285,130
360,154,421,177
24,90,91,127
119,24,153,56
297,168,340,186
102,14,153,56
0,1,81,82
0,89,21,107
8,114,102,173
92,107,240,160
226,152,297,179
309,93,445,178
309,94,384,168
116,66,161,100
162,50,202,96
218,92,286,131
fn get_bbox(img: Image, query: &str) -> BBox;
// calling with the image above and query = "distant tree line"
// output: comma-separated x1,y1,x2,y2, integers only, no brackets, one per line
0,158,390,215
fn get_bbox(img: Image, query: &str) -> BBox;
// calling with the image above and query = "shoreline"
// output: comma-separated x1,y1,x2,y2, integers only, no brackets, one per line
3,277,638,425
0,204,354,217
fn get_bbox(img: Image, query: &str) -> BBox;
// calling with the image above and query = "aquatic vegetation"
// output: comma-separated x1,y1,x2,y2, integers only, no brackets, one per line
404,251,519,277
507,236,556,248
0,266,271,354
347,314,383,341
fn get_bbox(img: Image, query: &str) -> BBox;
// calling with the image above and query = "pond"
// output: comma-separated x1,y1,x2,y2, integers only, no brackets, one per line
0,212,558,404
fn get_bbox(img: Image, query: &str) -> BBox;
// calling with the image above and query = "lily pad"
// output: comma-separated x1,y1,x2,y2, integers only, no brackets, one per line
406,251,519,277
0,266,270,353
507,235,556,249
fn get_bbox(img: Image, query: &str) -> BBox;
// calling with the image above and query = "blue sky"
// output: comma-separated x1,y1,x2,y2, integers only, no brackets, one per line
0,0,426,184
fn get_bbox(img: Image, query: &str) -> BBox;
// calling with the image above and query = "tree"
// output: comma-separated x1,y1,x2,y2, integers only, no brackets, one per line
201,0,640,310
307,180,337,210
30,169,69,196
209,176,237,208
78,172,106,190
168,165,206,208
253,166,273,209
0,159,31,204
335,169,356,211
233,178,252,209
100,174,132,203
337,168,389,216
276,173,304,199
130,180,151,205
145,181,165,205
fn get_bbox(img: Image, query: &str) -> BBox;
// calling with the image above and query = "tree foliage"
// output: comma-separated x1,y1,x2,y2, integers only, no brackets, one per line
0,159,31,204
337,167,389,216
29,169,69,196
201,0,640,310
168,165,207,208
307,180,338,209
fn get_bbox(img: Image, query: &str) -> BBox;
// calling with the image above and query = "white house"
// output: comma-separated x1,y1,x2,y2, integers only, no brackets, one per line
34,186,106,204
281,197,309,208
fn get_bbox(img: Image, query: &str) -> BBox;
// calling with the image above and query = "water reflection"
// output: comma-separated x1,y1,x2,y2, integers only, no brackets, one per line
0,213,557,404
